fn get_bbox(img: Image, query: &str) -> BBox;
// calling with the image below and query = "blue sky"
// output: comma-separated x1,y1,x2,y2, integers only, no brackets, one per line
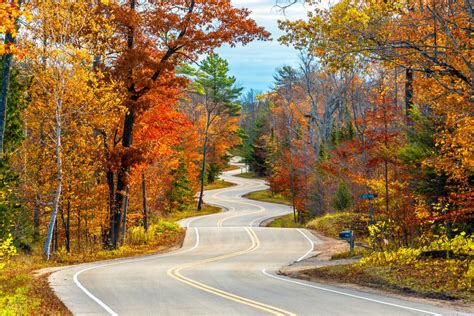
215,1,311,93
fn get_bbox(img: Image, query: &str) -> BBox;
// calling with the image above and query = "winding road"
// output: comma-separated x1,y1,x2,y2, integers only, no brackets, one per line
50,162,468,316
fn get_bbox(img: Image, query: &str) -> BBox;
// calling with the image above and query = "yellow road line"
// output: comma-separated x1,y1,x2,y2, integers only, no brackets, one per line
214,196,267,227
216,208,265,227
209,181,266,227
167,228,296,316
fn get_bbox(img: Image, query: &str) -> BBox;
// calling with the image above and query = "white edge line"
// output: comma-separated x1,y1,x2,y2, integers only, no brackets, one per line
261,270,442,316
296,229,314,262
72,227,200,316
73,269,117,316
249,211,291,227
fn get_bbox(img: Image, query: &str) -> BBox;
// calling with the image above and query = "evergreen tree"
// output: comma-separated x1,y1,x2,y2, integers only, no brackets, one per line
0,64,29,243
168,157,195,212
332,181,353,211
186,54,242,210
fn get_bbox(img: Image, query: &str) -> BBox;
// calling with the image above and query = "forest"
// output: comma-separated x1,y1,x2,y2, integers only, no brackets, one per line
0,0,473,313
239,0,472,300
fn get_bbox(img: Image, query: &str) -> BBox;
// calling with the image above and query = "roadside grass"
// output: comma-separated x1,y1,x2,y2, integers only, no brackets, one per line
0,219,186,315
1,188,225,314
164,204,222,222
330,248,367,260
294,220,473,305
243,190,301,228
234,172,264,179
0,253,71,315
204,180,236,190
306,212,369,239
297,261,473,303
223,164,240,171
267,213,304,228
244,189,292,206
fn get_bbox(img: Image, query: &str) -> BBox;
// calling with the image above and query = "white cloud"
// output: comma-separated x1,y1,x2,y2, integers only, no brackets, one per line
213,0,312,91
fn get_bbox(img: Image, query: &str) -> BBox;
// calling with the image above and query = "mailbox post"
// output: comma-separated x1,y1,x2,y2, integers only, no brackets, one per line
360,193,377,225
339,230,354,252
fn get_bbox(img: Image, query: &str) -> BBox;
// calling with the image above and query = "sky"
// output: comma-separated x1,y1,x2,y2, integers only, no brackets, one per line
215,0,312,93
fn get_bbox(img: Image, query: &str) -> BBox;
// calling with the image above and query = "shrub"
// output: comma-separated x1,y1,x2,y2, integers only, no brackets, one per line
359,247,422,267
359,233,474,295
128,226,153,246
0,234,17,269
424,232,474,256
155,220,180,233
127,221,182,246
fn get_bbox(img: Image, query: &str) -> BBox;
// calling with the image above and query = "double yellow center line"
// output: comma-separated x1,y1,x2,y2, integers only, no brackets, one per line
167,228,296,316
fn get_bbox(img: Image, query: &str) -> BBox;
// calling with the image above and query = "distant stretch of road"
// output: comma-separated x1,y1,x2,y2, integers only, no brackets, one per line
50,160,467,315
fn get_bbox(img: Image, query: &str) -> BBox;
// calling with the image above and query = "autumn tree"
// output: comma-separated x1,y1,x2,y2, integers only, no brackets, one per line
105,1,269,248
17,0,121,259
278,0,473,236
184,54,242,210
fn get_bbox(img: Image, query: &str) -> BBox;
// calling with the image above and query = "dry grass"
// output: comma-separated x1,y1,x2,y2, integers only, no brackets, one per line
204,180,236,190
0,221,185,315
0,253,71,315
306,212,369,239
223,165,241,171
243,189,291,206
293,262,474,304
164,204,222,222
267,214,304,228
234,171,265,179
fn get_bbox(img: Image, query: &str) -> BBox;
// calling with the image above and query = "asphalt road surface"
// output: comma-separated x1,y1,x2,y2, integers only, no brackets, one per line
50,162,469,316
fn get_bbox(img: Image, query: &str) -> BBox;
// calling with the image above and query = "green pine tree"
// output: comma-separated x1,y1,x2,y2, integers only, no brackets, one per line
332,181,353,211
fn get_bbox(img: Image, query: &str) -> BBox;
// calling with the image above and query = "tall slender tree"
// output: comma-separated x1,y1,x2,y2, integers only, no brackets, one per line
185,54,242,210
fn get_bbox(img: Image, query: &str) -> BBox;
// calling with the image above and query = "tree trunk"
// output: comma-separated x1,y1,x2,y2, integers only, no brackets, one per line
108,0,136,248
54,217,59,253
33,194,41,241
66,199,71,252
77,207,81,252
59,204,71,253
0,33,15,154
405,68,414,124
290,166,297,224
197,114,211,211
43,97,63,260
383,89,390,216
142,171,148,231
105,170,115,247
121,186,129,246
109,109,135,248
384,160,389,215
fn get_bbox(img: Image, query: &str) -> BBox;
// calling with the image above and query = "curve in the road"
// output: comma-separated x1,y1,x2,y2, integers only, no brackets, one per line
49,160,467,316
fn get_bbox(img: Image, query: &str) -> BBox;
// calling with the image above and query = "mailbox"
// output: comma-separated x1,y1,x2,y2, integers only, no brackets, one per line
339,230,354,251
339,230,353,240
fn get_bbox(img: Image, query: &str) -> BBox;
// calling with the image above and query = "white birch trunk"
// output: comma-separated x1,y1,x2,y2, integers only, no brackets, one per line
43,85,63,260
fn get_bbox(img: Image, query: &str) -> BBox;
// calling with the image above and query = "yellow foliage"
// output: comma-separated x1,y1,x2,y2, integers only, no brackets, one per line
0,234,17,269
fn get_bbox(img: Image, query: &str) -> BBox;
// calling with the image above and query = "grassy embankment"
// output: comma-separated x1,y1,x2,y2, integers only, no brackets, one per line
0,220,184,314
234,171,265,179
164,204,222,222
242,189,303,228
0,203,222,314
302,213,473,303
203,180,235,190
223,164,241,171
